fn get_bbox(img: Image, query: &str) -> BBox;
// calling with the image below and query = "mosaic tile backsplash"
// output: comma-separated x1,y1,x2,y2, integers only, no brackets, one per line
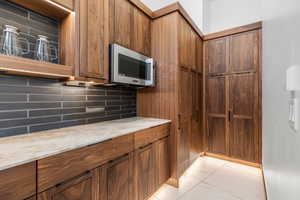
0,0,60,63
0,74,137,138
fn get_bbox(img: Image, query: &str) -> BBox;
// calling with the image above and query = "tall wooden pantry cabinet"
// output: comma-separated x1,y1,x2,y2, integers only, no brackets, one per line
204,23,262,165
137,10,204,186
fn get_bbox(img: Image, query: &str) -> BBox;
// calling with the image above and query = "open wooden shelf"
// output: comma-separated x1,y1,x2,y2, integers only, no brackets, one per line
0,0,76,79
0,54,72,79
8,0,74,20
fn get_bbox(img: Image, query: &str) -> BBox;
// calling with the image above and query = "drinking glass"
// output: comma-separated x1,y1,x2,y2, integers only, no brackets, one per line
35,35,58,62
0,25,30,57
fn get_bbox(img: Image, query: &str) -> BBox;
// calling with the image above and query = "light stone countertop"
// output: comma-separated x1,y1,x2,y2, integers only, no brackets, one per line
0,117,171,171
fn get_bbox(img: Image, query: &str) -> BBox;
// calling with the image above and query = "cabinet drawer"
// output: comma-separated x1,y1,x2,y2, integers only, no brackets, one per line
50,0,74,10
0,162,36,200
134,124,170,149
37,134,133,192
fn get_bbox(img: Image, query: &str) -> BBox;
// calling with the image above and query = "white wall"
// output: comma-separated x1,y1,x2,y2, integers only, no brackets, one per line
203,0,262,34
262,0,300,199
141,0,203,31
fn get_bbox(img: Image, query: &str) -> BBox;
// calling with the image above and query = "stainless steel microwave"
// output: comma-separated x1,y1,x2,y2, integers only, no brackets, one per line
110,44,155,87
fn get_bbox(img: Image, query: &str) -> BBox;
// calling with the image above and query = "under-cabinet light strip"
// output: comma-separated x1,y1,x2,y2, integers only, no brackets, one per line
44,0,74,13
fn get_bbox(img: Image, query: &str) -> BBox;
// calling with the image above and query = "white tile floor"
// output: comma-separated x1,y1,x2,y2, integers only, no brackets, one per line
150,156,266,200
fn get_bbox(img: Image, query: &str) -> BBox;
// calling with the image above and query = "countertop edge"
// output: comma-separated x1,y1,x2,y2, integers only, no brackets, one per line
0,118,171,171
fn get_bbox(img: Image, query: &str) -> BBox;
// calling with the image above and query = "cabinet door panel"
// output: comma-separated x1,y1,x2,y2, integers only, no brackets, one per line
107,154,134,200
229,74,258,162
206,76,227,155
190,72,202,162
38,170,97,200
0,162,36,200
155,137,170,187
79,0,107,79
206,38,228,74
196,36,203,73
135,144,155,200
190,29,197,70
230,30,259,73
179,18,191,68
178,67,192,175
114,0,133,48
133,7,151,56
206,76,226,114
207,117,227,155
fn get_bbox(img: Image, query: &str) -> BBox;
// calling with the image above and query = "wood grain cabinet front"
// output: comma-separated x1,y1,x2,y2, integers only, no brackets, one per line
0,162,36,200
99,153,135,200
110,0,151,56
135,144,156,200
132,6,151,56
38,170,98,200
78,0,109,81
110,0,133,49
37,134,133,192
154,137,170,188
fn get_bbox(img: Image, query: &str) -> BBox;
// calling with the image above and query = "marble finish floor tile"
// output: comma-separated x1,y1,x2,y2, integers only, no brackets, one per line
152,156,266,200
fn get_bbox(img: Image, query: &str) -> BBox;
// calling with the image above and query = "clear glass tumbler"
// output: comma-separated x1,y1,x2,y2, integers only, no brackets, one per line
35,35,58,62
0,25,30,57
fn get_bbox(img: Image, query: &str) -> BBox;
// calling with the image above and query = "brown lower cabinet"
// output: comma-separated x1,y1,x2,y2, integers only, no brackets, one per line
38,170,97,200
37,137,170,200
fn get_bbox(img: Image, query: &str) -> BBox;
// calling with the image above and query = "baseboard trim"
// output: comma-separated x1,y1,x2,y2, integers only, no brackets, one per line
204,152,261,168
166,177,179,188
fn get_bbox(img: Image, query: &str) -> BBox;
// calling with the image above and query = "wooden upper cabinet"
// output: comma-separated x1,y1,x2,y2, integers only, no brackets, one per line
135,144,156,200
132,7,151,56
206,37,229,74
51,0,74,10
196,36,203,73
230,30,259,73
0,162,36,200
178,16,191,68
38,170,97,200
111,0,133,49
79,0,108,80
190,29,197,70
